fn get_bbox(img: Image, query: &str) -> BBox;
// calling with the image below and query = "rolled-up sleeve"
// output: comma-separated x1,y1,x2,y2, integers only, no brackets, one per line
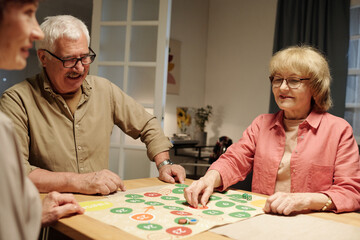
110,82,172,160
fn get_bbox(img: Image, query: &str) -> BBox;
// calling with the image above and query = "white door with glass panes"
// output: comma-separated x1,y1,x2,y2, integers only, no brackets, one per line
90,0,171,179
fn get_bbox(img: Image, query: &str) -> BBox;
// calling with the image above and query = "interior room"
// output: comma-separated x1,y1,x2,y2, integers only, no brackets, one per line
1,1,360,239
0,0,358,181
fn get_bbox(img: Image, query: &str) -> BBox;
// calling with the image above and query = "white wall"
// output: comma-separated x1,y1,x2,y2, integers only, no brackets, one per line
164,0,210,136
205,0,277,143
164,0,277,144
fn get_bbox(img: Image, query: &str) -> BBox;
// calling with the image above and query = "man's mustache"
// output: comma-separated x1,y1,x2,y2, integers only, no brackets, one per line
66,72,84,78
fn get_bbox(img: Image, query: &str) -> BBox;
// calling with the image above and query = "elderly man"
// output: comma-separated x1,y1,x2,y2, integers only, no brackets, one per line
0,15,185,195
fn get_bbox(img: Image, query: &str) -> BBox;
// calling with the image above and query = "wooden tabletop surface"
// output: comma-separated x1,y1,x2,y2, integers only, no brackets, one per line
43,177,360,240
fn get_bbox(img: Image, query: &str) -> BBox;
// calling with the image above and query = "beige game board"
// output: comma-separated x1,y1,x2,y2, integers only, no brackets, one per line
79,184,266,239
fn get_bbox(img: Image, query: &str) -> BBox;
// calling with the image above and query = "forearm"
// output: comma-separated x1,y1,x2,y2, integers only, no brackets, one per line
203,170,223,189
154,151,170,166
28,168,80,193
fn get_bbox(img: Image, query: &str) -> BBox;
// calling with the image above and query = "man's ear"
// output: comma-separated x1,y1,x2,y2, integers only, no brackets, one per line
37,50,47,67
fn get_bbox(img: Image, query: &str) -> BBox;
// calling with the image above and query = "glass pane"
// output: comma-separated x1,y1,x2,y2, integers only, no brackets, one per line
109,147,120,174
98,66,124,89
123,149,149,179
344,110,354,126
130,26,158,61
127,66,155,105
354,109,360,137
100,26,126,61
101,0,127,21
132,0,159,21
349,39,359,69
346,75,356,104
350,7,360,36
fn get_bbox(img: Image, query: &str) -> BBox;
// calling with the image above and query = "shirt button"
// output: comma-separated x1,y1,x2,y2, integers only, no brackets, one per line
78,146,82,150
300,135,304,139
75,124,80,128
80,167,84,171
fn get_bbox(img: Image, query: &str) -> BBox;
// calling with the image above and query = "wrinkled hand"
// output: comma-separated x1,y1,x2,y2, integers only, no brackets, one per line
184,177,215,208
183,170,221,208
263,192,311,215
158,164,186,184
77,169,125,195
41,191,84,227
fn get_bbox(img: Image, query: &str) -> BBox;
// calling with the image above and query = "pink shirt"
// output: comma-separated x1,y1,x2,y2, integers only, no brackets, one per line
210,110,360,213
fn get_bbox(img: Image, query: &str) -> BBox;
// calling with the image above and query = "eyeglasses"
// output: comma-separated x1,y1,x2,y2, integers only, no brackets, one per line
40,47,96,68
269,76,310,89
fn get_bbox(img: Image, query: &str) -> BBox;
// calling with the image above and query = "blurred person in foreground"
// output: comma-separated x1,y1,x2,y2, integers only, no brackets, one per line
184,45,360,215
0,1,84,239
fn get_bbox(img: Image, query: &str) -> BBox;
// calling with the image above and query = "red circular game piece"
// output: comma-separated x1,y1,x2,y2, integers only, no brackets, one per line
170,211,192,216
166,226,192,236
144,192,162,197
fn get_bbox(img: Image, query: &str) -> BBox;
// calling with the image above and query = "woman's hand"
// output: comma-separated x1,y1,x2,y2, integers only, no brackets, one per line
263,192,332,215
41,191,85,227
184,170,222,208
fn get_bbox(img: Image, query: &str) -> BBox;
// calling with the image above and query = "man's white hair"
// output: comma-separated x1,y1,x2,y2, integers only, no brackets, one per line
36,15,90,52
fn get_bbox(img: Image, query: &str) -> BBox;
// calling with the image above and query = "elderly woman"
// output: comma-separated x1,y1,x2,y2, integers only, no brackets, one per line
184,46,360,215
0,1,84,239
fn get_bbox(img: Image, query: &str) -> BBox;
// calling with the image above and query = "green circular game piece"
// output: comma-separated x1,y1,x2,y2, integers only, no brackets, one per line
126,198,145,203
125,194,144,198
215,201,236,208
172,188,184,194
209,195,221,201
229,212,251,218
145,201,164,206
163,205,184,211
202,210,224,215
175,184,189,188
229,198,247,203
236,205,256,211
110,207,133,214
161,196,180,200
226,194,243,199
137,223,163,231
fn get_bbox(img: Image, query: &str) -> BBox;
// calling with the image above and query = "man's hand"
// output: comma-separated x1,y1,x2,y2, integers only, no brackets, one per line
154,151,186,184
29,168,125,195
158,164,186,184
41,191,84,227
76,169,125,195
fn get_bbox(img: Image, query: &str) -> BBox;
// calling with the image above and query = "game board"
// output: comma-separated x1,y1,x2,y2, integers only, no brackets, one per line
79,184,266,239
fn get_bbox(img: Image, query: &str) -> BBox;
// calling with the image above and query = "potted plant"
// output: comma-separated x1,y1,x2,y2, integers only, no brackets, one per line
195,105,213,145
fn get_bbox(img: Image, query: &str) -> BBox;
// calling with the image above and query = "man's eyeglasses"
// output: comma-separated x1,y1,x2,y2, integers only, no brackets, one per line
269,76,310,89
40,47,96,68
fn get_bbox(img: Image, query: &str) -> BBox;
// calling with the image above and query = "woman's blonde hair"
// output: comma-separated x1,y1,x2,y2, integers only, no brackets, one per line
269,45,332,112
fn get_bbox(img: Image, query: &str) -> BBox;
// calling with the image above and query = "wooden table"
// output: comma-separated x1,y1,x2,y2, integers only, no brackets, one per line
45,177,360,240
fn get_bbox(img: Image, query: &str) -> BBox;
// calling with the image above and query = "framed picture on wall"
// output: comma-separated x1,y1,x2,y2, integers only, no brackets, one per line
167,39,181,95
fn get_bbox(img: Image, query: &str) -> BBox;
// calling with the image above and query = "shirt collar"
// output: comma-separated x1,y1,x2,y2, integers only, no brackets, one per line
302,110,323,129
270,109,323,130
